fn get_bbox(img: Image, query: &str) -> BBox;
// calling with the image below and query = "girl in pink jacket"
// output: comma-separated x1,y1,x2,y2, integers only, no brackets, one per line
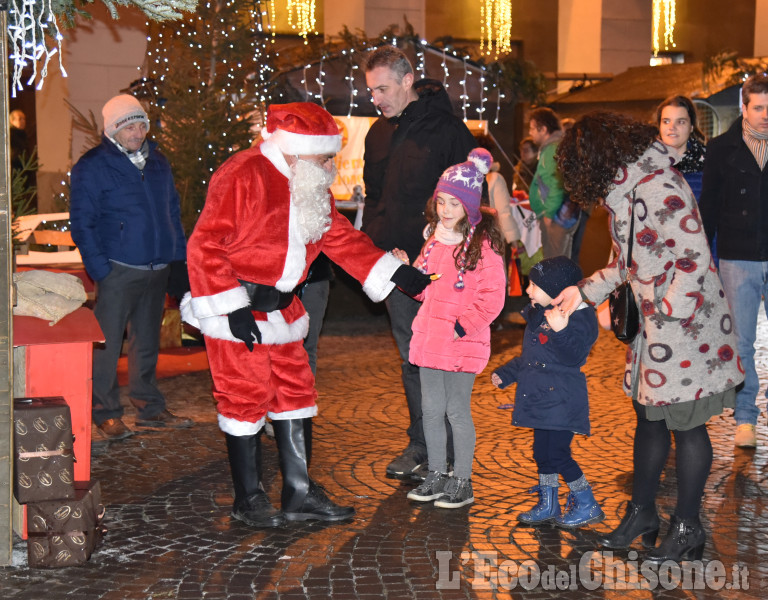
399,148,506,508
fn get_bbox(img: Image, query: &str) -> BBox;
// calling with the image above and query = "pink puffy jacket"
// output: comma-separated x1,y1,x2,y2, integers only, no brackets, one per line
409,237,506,374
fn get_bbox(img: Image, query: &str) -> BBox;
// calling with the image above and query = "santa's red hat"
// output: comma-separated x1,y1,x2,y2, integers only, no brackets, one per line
261,102,341,156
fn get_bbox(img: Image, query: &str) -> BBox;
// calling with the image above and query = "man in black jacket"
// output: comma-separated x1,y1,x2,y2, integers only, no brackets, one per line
699,73,768,449
363,46,477,479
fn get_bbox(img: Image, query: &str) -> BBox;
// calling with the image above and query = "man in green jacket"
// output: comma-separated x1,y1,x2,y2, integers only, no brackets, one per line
528,107,575,259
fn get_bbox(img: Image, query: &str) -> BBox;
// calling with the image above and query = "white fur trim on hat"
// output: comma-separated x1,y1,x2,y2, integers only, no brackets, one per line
261,127,341,156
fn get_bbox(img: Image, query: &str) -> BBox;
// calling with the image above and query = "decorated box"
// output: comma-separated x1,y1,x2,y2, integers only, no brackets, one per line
14,397,76,503
26,480,105,568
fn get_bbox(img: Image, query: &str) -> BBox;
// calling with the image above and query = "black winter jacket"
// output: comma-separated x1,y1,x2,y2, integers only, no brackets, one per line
362,79,477,262
699,117,768,261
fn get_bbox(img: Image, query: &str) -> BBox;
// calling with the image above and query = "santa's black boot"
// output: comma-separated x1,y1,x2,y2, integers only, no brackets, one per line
272,418,355,522
225,432,285,528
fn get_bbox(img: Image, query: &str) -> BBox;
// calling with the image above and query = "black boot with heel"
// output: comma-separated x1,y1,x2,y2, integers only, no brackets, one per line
272,418,355,522
225,432,285,528
646,515,705,563
599,501,659,549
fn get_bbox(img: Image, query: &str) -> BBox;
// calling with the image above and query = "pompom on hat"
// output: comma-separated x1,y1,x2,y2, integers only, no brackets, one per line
434,147,492,226
529,255,583,299
102,94,149,138
261,102,342,156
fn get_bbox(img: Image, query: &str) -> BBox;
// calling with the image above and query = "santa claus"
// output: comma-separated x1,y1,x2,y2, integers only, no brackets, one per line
182,102,430,527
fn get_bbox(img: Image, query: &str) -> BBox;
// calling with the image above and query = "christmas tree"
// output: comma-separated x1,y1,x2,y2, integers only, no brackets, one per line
139,0,274,234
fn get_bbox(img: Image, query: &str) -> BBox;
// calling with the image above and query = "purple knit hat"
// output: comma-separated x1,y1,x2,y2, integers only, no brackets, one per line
434,148,492,225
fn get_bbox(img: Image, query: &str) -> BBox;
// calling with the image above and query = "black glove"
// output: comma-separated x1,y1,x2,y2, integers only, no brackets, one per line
166,260,191,299
227,307,262,351
391,264,433,297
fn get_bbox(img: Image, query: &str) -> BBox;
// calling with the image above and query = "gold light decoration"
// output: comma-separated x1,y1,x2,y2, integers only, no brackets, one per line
480,0,512,58
652,0,676,56
287,0,316,43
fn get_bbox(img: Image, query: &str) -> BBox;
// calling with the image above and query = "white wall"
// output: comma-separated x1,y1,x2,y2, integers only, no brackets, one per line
557,0,603,93
35,3,147,211
755,0,768,56
600,0,651,75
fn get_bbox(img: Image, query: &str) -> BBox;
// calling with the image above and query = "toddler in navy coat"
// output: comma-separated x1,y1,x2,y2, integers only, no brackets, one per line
491,256,604,528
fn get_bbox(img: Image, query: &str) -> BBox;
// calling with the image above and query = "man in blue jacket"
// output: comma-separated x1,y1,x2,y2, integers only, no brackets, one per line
71,94,192,441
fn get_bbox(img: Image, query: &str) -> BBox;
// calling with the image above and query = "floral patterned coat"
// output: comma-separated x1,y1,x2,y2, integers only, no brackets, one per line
580,141,744,406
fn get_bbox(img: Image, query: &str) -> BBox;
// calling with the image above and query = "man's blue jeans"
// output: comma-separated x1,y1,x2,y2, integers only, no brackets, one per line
718,259,768,425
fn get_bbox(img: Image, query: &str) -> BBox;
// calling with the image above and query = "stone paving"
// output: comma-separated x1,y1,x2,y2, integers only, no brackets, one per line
3,313,768,599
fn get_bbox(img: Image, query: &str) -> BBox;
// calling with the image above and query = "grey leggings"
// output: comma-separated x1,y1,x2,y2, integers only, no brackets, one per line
420,367,476,479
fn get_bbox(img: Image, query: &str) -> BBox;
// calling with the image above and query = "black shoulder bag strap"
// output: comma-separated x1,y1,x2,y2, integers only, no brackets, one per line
625,188,636,278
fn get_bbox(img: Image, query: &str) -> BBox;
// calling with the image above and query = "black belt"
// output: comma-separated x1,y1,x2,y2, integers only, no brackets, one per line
237,280,294,312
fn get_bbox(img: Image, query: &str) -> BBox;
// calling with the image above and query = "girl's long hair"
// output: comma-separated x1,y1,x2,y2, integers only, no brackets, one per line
424,197,504,271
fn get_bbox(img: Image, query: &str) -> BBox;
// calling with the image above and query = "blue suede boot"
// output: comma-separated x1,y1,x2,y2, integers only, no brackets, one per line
554,485,605,528
517,485,561,524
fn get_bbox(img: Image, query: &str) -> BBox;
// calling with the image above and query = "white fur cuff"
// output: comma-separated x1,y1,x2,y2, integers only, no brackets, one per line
218,414,266,436
362,252,401,302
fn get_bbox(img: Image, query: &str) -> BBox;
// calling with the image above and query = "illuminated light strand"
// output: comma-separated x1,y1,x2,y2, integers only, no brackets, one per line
417,40,426,79
480,0,512,59
476,69,487,118
316,56,325,103
7,0,67,96
460,57,468,121
494,88,505,125
286,0,316,43
441,48,449,88
652,0,676,56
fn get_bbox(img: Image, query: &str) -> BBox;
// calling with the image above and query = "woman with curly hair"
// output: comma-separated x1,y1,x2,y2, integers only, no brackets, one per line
552,111,743,563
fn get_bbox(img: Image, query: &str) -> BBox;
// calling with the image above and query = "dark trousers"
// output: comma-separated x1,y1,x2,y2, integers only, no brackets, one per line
532,429,583,483
92,262,169,424
300,280,330,377
385,288,426,451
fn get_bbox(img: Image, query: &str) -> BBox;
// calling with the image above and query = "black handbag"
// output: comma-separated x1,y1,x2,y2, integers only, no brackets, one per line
609,190,640,343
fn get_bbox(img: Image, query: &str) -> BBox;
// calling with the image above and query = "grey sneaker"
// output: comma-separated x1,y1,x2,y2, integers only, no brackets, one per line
385,446,426,480
407,471,449,502
410,462,454,483
434,477,474,508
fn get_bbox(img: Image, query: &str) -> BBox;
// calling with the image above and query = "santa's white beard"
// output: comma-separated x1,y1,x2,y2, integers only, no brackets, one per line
289,159,336,244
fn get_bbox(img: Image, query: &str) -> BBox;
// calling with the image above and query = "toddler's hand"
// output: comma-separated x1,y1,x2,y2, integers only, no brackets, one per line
491,373,502,388
545,306,569,332
392,248,410,264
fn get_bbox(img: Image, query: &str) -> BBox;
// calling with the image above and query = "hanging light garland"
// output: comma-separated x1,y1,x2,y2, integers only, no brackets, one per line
7,0,197,97
652,0,676,56
286,0,316,43
480,0,512,59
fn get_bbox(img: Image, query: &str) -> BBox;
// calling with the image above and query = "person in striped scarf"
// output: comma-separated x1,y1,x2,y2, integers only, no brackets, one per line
699,73,768,449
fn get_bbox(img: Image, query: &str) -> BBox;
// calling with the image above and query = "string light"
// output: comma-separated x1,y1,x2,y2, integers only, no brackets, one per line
441,48,449,88
480,0,512,59
494,88,504,125
476,69,487,119
315,56,325,103
417,41,426,79
345,50,359,117
287,0,316,43
652,0,676,56
7,0,66,96
460,57,469,121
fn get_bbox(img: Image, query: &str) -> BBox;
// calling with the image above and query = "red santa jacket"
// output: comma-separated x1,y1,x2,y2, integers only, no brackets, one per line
182,140,401,344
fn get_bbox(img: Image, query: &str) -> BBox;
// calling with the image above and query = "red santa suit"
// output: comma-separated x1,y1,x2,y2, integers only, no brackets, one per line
182,138,400,436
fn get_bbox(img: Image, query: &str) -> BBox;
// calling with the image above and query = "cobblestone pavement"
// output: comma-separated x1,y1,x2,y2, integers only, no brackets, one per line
3,314,768,599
